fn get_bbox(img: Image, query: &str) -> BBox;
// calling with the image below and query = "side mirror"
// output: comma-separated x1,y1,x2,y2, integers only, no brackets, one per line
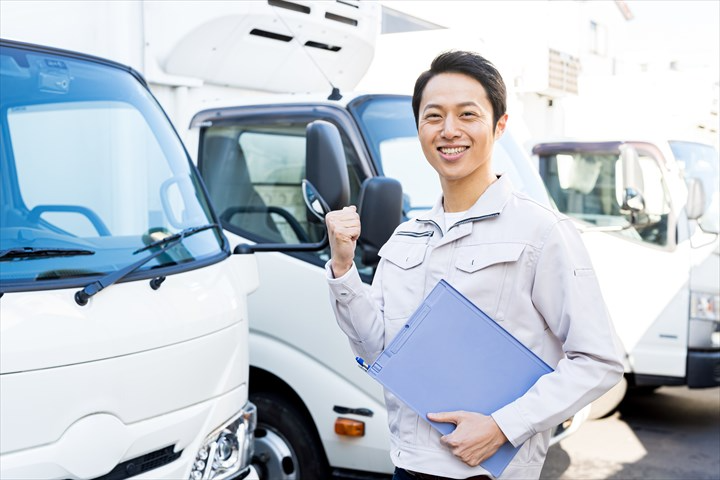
358,177,403,266
305,120,350,217
685,177,707,220
619,145,645,214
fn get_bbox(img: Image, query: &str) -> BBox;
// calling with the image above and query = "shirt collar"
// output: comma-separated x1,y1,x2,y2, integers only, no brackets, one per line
416,174,515,227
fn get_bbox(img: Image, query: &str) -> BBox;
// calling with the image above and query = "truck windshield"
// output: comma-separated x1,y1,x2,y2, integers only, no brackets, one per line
669,140,719,234
349,95,550,216
0,43,224,292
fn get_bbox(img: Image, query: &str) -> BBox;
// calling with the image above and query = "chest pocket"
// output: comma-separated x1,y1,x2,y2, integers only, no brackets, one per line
379,241,428,321
452,243,525,321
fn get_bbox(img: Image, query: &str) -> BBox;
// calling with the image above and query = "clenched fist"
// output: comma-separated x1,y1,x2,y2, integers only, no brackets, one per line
325,206,361,278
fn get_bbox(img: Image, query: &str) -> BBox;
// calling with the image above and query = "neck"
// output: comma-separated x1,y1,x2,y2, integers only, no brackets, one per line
441,173,497,212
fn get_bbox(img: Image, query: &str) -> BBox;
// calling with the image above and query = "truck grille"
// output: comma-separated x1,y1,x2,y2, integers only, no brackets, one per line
87,445,182,480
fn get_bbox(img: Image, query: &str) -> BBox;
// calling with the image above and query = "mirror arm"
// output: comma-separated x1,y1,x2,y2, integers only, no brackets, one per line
233,231,329,254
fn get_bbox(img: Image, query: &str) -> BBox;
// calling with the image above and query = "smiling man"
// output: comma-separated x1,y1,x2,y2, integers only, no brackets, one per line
325,51,623,480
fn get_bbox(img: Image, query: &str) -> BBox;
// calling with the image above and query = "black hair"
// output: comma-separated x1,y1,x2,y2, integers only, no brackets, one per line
412,50,507,130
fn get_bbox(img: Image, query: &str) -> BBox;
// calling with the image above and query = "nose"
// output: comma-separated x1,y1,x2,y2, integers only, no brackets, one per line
441,116,460,139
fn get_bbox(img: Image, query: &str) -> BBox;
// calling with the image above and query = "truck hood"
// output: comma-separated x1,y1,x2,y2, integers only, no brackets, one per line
0,255,257,374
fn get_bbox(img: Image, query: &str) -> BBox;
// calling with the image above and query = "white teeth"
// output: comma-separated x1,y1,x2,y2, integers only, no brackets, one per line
440,147,467,155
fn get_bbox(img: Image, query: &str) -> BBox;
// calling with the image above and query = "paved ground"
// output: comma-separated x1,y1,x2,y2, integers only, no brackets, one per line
540,386,720,479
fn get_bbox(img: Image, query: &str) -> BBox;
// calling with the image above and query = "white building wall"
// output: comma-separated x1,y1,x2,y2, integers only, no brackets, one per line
366,1,718,148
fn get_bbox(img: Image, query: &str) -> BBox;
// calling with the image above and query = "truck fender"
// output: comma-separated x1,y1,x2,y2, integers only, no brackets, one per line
248,332,392,473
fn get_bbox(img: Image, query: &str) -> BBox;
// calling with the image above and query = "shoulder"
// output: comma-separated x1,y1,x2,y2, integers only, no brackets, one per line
508,190,565,223
500,190,573,244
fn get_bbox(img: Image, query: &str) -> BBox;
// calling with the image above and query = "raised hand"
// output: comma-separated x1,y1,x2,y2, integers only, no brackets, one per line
325,205,361,277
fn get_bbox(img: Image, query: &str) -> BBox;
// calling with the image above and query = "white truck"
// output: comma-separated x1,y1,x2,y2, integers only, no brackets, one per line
0,39,260,480
532,140,719,404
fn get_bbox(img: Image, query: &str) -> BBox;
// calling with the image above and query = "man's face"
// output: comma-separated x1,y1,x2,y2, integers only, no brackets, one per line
417,72,507,187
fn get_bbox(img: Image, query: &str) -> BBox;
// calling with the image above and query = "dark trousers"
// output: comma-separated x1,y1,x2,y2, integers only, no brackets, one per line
392,467,491,480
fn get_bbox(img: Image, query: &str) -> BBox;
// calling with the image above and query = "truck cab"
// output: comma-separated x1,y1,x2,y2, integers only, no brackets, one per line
0,39,259,480
192,93,588,478
533,140,719,396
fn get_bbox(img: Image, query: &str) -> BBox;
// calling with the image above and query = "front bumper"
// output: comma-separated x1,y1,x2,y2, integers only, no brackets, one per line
687,349,720,388
0,387,251,480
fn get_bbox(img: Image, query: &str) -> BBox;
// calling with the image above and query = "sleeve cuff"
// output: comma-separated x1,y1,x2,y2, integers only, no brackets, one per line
325,260,364,305
491,402,535,447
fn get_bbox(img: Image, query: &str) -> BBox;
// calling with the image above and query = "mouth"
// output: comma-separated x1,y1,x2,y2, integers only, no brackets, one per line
438,146,469,158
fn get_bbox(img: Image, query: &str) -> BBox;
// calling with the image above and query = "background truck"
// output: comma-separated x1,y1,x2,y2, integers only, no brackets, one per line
532,140,719,406
0,39,259,480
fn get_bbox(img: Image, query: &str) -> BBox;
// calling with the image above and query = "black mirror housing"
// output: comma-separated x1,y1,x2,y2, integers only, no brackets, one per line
358,177,403,266
305,120,350,213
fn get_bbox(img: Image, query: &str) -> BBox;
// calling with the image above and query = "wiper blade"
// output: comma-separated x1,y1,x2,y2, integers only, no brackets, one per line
133,223,220,254
74,223,220,306
0,247,95,260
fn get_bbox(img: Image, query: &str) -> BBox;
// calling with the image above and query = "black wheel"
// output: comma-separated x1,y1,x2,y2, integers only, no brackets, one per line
250,392,329,480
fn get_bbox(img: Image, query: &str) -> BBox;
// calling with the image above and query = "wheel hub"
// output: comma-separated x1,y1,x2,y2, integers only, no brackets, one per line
252,424,299,480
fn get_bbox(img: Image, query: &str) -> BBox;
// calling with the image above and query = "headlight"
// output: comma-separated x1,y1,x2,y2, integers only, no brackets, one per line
190,402,257,480
690,291,720,321
689,291,720,349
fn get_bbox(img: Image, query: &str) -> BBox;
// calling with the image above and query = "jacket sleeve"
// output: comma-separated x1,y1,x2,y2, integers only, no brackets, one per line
326,260,387,363
492,218,625,447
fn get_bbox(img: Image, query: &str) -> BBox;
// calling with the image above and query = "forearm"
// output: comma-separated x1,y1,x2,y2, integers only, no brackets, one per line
327,261,386,363
492,350,623,446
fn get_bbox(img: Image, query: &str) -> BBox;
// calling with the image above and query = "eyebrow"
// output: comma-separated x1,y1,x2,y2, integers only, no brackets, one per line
423,101,483,112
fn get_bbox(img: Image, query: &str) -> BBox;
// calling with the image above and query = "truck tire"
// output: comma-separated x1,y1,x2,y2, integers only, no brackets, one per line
588,376,628,420
250,392,329,480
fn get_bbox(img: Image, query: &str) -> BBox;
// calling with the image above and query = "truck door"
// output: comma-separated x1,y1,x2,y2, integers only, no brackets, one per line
192,104,394,477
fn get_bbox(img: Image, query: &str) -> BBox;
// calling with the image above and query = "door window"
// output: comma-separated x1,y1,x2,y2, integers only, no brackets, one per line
199,118,372,273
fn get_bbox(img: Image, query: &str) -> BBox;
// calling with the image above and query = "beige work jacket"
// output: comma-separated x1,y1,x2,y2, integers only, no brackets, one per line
327,174,624,479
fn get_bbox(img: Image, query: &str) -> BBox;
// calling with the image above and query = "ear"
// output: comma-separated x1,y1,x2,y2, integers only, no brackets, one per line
494,113,508,140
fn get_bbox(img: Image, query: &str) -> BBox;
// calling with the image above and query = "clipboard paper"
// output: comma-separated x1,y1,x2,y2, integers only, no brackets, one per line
367,280,553,477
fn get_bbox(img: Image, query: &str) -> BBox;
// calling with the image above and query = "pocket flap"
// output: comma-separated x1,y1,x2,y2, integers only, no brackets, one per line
379,242,427,270
455,243,525,273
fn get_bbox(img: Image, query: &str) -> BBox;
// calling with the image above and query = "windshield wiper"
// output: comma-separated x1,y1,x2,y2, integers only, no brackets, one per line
0,247,95,260
133,223,219,254
75,223,220,306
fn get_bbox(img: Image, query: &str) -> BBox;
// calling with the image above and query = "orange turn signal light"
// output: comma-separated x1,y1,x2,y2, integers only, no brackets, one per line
334,417,365,437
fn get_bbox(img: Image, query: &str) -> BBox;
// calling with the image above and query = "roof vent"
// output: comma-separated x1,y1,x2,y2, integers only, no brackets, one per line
305,41,341,52
325,12,358,26
250,29,293,42
268,0,311,14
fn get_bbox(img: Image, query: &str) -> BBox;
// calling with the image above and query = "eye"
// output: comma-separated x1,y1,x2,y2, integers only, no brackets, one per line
424,113,441,120
461,111,477,117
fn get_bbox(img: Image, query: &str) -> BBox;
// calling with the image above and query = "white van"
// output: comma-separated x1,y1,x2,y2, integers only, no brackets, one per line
0,39,259,480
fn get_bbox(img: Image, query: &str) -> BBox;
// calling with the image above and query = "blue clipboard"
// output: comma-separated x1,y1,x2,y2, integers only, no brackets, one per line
364,280,553,478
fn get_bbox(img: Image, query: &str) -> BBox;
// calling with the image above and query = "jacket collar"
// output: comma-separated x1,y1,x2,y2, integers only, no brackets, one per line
416,174,515,233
